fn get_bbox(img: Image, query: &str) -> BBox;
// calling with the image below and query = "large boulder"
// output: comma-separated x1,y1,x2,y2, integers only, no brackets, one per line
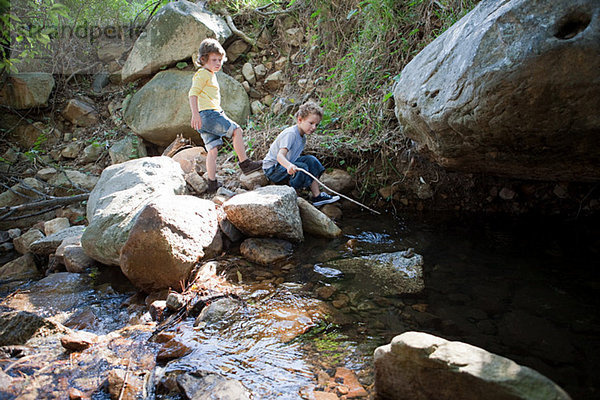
374,331,571,400
120,195,222,292
121,0,231,82
393,0,600,181
0,73,55,109
81,157,187,266
222,185,303,242
123,70,250,146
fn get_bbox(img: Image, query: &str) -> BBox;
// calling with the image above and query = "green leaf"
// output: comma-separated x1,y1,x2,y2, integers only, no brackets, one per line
176,61,188,69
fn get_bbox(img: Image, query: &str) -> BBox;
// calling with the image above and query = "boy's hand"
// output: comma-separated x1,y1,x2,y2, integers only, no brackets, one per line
190,113,202,131
286,163,297,175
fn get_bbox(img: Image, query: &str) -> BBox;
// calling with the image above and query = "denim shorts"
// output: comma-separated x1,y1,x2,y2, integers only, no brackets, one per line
197,109,240,150
264,155,324,190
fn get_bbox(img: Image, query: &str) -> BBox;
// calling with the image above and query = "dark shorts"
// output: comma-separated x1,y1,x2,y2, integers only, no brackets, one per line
264,155,325,190
197,109,240,150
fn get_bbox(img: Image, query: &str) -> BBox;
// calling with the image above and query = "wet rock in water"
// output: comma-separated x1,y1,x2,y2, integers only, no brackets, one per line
321,249,424,295
120,195,222,292
374,331,572,400
166,292,185,311
60,331,97,351
156,338,192,362
107,368,144,400
240,238,293,265
223,185,304,242
29,225,85,256
297,197,342,238
0,311,68,346
176,370,250,400
0,253,40,281
334,367,368,398
63,244,97,273
149,300,168,322
194,297,243,327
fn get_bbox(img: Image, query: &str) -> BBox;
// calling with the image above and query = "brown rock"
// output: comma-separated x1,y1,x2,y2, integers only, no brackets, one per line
156,338,192,362
62,99,98,127
334,368,367,398
60,331,97,351
107,369,144,400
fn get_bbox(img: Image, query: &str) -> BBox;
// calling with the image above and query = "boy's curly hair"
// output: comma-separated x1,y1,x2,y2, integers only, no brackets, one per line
295,101,323,119
196,38,227,67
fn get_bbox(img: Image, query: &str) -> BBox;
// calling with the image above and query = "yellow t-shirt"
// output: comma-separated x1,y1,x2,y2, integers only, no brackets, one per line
188,68,222,112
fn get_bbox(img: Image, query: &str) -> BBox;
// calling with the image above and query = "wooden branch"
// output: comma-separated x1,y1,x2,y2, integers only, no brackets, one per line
225,15,256,47
0,193,89,221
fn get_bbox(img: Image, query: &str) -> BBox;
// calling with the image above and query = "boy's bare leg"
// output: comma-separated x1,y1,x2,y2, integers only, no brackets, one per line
232,128,248,162
310,180,320,197
206,147,218,180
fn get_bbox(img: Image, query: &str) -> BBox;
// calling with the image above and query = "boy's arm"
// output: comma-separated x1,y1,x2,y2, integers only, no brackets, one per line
277,148,297,175
189,96,202,130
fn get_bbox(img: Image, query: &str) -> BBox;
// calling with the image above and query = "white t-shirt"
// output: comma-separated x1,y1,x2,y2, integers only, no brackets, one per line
263,125,306,170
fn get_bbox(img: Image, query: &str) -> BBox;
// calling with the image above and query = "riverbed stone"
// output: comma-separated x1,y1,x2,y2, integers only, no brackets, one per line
47,170,99,196
63,245,97,273
81,157,187,266
120,195,222,292
44,217,70,236
393,0,600,181
0,311,68,346
107,368,144,400
322,249,424,295
0,253,39,281
29,225,85,255
223,185,303,242
374,331,572,400
177,370,250,400
297,197,342,238
13,228,44,254
60,331,97,351
240,238,293,266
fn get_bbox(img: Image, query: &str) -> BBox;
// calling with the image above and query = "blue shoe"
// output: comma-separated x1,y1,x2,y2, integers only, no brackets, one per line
311,192,340,206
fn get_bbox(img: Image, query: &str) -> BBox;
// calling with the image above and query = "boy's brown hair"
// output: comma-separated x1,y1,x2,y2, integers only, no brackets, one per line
295,101,323,119
196,38,227,67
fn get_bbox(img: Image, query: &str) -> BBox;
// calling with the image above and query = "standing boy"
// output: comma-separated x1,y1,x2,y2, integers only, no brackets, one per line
189,38,262,193
263,101,340,206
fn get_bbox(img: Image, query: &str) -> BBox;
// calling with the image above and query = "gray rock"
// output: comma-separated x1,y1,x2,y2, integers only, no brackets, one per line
393,0,600,181
120,195,222,292
121,0,231,82
81,157,187,266
322,249,424,295
0,253,39,281
0,311,68,346
177,370,250,400
123,70,249,147
374,331,571,400
108,135,147,165
13,228,44,254
0,73,55,109
239,169,268,190
297,197,342,238
240,238,293,265
44,217,70,236
29,225,85,255
47,170,99,196
194,297,243,327
319,168,354,194
80,142,104,164
223,185,303,242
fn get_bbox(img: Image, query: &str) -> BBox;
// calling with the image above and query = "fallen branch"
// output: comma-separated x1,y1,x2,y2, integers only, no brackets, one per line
295,167,381,214
0,193,89,221
225,15,256,47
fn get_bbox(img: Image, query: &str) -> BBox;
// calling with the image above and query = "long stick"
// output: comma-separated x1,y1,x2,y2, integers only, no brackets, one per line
296,167,381,215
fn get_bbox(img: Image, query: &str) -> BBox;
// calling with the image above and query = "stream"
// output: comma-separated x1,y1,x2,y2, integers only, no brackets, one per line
1,211,598,399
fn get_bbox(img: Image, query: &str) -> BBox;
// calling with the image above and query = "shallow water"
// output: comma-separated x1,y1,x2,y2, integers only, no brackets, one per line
2,211,599,399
